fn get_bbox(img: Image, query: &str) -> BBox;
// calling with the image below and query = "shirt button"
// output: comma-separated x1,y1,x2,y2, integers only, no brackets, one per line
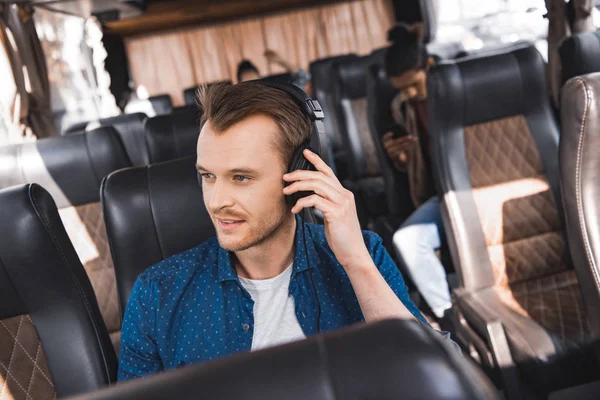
242,323,250,331
237,287,242,293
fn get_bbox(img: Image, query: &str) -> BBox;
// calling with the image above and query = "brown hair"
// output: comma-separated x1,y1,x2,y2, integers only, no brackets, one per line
196,81,311,165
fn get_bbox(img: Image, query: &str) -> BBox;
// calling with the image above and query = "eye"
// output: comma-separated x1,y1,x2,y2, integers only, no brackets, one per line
233,175,250,182
200,173,215,180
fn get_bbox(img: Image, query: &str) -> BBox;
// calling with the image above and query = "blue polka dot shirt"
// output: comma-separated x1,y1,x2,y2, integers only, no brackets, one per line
118,218,427,381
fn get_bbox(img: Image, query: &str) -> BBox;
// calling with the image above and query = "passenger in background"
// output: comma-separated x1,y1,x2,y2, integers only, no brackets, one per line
382,25,453,325
236,51,312,92
236,59,260,82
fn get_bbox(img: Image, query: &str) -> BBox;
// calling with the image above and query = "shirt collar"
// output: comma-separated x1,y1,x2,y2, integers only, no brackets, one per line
215,214,317,283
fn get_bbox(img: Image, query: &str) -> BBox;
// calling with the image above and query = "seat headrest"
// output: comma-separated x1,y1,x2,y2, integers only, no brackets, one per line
0,127,131,208
0,184,117,395
310,54,359,95
336,52,384,99
101,157,214,315
560,30,600,84
69,319,499,400
429,45,547,127
63,113,149,166
145,106,201,164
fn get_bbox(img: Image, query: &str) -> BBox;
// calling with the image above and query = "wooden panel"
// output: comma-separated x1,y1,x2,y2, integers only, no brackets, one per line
106,0,357,37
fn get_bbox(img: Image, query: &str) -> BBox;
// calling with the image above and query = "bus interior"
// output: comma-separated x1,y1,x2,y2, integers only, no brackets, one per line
1,0,600,399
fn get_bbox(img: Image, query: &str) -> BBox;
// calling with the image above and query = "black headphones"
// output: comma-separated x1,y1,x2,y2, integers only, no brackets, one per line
197,80,328,208
258,81,326,206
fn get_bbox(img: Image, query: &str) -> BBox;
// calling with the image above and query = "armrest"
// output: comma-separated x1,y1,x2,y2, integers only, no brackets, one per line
454,287,557,363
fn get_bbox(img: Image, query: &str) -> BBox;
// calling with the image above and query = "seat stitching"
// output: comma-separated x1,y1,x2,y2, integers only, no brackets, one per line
0,316,20,400
26,342,41,395
574,79,600,293
0,361,34,400
0,316,28,400
0,320,53,385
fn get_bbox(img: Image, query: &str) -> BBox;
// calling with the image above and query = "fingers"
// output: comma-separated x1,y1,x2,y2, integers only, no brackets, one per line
302,149,337,179
291,194,336,215
283,179,343,202
382,131,393,141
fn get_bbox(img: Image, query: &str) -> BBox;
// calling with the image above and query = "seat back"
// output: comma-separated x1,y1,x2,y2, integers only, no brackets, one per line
310,54,359,169
68,320,499,400
559,30,600,85
0,184,117,397
365,63,414,219
429,45,588,340
64,113,149,166
125,94,173,117
560,72,600,338
101,157,215,315
145,106,201,164
0,128,132,350
332,50,385,180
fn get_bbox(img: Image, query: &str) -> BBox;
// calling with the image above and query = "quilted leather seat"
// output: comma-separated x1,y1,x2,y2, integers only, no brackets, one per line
0,128,132,353
428,45,597,394
561,72,600,339
0,184,117,398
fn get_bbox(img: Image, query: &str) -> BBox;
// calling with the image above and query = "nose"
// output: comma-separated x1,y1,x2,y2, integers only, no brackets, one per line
206,179,235,212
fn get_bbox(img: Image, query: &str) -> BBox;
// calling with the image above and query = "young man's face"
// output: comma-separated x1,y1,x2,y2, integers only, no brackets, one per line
196,115,291,252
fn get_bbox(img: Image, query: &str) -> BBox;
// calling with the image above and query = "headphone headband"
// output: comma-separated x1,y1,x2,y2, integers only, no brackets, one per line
258,81,325,122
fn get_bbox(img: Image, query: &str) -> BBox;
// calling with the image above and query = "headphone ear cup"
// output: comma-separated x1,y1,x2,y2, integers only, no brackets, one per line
285,142,317,206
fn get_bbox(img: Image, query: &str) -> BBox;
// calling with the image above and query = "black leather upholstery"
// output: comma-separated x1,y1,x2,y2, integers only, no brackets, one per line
63,113,149,166
261,72,294,84
148,94,173,115
559,30,600,84
332,49,388,223
183,80,232,106
366,62,414,220
0,184,117,396
0,127,131,208
125,95,173,117
310,54,359,172
145,105,201,164
68,319,499,400
333,49,386,180
101,157,215,316
560,72,600,338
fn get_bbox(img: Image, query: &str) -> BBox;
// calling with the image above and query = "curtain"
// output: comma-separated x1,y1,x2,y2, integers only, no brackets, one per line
2,3,57,140
126,0,395,106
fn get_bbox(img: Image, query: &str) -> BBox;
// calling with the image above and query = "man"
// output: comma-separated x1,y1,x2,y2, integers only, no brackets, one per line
118,81,433,381
381,25,453,322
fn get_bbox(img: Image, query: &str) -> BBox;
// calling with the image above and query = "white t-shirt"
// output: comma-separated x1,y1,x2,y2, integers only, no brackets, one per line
238,264,306,351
